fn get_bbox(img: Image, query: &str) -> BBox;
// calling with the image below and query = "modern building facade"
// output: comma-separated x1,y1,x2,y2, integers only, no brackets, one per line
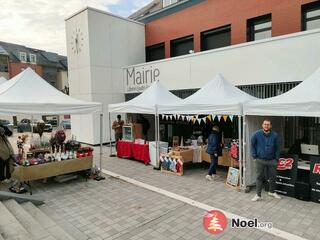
0,41,68,92
66,0,320,144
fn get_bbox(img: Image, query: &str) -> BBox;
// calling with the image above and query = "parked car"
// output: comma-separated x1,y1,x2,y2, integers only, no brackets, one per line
0,119,14,133
17,119,53,133
60,120,71,129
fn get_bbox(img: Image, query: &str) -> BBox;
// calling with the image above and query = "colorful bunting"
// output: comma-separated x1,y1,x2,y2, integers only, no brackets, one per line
223,115,228,122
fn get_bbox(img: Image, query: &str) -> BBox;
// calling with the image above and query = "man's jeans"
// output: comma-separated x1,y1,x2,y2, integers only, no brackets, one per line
208,154,218,175
255,158,278,197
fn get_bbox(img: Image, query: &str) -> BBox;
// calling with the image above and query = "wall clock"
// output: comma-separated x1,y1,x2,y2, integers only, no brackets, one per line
70,28,84,54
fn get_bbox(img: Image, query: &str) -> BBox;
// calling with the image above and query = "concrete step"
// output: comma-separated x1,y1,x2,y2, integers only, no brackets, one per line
39,205,88,240
0,201,33,240
3,200,53,240
0,191,44,206
21,202,75,240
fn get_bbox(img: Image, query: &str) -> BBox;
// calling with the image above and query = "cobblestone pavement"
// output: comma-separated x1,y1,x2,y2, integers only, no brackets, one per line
1,144,319,240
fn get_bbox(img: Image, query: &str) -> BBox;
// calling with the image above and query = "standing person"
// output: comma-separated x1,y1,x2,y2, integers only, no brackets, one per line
251,119,281,201
206,125,221,181
138,115,150,140
112,115,124,150
0,124,14,181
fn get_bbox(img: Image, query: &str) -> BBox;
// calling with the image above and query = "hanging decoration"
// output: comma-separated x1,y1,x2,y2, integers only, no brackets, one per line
217,115,222,121
223,115,228,122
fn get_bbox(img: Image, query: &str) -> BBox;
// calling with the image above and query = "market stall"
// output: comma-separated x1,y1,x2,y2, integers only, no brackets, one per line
108,81,182,166
0,68,103,192
244,67,320,203
158,73,257,184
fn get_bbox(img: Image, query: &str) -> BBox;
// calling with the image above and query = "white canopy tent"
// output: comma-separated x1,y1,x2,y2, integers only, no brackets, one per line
108,81,181,160
158,74,257,188
243,67,320,189
0,68,102,115
109,81,181,114
158,73,256,115
0,68,104,179
0,77,7,85
244,67,320,117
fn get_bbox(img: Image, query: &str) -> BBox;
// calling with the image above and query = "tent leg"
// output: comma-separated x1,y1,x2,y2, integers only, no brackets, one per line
238,116,243,190
243,115,247,190
95,113,105,181
109,112,116,157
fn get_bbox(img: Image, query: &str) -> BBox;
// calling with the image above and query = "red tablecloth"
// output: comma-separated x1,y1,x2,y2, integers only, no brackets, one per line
132,143,150,165
117,141,150,165
117,141,133,158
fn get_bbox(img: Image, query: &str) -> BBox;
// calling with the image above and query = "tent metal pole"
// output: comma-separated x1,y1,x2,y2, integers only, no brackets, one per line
108,112,115,157
238,115,243,190
31,115,34,139
243,115,247,190
155,106,160,169
95,113,105,181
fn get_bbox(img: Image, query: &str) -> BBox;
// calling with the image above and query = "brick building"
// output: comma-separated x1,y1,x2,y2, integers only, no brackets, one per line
0,41,68,92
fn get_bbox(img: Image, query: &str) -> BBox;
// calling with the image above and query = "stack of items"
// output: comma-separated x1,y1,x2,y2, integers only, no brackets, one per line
230,139,239,167
160,154,183,176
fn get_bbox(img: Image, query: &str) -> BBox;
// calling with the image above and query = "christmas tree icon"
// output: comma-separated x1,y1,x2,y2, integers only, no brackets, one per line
208,213,223,232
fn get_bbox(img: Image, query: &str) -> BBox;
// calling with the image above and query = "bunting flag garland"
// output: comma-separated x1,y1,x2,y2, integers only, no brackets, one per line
208,115,212,122
212,115,216,121
217,115,222,121
197,118,202,124
229,115,234,122
223,115,228,122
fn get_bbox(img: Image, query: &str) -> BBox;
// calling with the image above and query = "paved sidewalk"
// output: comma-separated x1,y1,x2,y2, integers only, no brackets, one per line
92,146,320,240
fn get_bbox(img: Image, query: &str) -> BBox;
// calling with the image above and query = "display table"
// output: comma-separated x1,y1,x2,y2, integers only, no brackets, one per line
201,148,231,167
171,148,194,163
117,140,150,165
117,140,133,158
12,156,93,194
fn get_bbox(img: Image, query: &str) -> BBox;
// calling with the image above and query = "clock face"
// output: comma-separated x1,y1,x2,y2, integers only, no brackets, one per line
70,28,84,54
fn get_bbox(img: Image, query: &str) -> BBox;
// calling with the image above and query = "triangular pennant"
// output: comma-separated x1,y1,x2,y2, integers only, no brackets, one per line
223,115,228,122
192,117,197,124
212,115,216,121
229,115,234,122
208,115,212,122
197,119,202,124
217,115,222,121
177,114,180,120
203,117,207,123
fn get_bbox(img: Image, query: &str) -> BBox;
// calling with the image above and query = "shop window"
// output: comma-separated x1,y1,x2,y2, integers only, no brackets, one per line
19,52,27,62
171,35,194,57
29,54,37,64
201,25,231,51
247,14,272,42
146,43,165,62
302,1,320,31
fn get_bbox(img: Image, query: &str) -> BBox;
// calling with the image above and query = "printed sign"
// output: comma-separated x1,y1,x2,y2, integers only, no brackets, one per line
124,65,160,93
226,167,240,188
275,154,298,197
310,156,320,203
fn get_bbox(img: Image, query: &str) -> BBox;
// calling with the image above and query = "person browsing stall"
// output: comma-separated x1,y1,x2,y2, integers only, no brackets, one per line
251,119,281,201
206,125,222,181
0,123,14,181
112,115,124,150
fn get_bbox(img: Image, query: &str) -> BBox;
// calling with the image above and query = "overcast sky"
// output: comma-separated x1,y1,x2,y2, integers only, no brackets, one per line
0,0,153,55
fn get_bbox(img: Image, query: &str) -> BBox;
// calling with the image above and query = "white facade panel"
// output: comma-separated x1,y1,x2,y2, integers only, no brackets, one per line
124,29,320,93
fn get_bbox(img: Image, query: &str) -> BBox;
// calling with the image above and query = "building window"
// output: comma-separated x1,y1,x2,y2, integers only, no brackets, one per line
247,14,272,42
163,0,178,8
171,35,194,57
29,54,37,64
302,1,320,31
201,25,231,51
0,55,8,72
19,52,27,62
146,43,165,62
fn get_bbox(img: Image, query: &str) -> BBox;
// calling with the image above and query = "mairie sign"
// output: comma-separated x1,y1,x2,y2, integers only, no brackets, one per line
125,66,160,93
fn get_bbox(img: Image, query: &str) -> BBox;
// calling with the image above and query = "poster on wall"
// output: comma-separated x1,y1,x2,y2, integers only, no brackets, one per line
275,154,298,197
310,156,320,203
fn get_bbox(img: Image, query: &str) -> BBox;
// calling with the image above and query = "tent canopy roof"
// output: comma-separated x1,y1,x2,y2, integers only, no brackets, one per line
0,68,102,115
244,67,320,117
108,81,181,114
158,73,256,115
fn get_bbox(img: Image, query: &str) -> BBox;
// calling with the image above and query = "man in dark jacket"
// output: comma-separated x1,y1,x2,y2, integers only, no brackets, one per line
251,119,281,201
0,124,14,181
206,125,221,181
